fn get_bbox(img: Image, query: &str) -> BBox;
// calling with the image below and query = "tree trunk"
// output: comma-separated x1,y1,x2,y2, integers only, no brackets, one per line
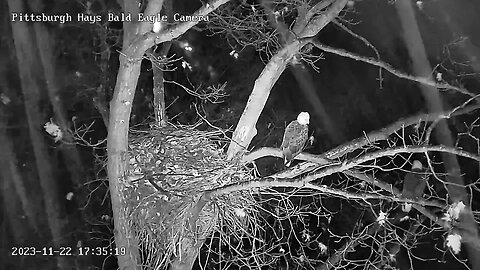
8,0,69,268
0,133,35,244
0,117,38,232
107,48,144,270
108,1,233,268
152,43,172,127
395,1,480,268
0,166,30,267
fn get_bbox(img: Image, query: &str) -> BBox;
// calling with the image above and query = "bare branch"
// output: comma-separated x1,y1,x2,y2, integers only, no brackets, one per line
164,80,228,103
310,40,477,97
208,144,477,217
243,104,480,164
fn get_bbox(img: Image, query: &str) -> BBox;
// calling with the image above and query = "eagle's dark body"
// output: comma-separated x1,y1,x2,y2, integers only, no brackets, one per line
402,166,426,199
401,160,426,212
281,120,308,166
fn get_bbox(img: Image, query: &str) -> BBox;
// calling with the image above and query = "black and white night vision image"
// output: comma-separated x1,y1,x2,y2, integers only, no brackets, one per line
2,0,480,269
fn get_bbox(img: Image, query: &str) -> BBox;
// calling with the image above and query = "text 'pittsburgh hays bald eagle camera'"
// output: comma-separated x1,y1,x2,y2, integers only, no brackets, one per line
281,112,310,167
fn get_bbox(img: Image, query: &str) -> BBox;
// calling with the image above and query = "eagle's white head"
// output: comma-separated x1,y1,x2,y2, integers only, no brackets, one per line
412,160,423,170
297,112,310,125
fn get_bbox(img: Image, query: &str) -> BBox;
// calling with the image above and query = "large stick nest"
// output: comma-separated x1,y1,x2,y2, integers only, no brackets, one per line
123,125,255,268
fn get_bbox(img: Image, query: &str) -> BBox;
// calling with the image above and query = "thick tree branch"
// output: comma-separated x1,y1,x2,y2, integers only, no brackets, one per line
298,0,348,38
121,0,141,44
133,0,231,50
219,143,480,194
242,104,480,164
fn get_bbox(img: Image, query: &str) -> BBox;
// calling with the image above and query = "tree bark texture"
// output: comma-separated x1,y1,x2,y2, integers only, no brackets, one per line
0,117,38,232
107,51,144,270
152,43,172,127
8,0,69,268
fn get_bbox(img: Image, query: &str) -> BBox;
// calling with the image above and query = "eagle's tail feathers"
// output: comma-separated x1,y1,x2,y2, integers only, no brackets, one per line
283,148,293,166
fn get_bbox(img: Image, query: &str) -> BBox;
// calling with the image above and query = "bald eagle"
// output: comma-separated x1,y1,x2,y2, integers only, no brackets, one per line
281,112,310,166
401,160,427,212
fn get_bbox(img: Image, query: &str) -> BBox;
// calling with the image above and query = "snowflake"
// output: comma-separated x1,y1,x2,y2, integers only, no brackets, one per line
377,211,388,226
436,72,443,81
66,192,74,201
449,201,466,220
181,61,192,71
0,93,11,105
44,120,63,142
442,201,466,223
318,242,328,254
446,233,462,254
179,41,193,52
416,1,424,10
301,229,311,242
229,50,239,59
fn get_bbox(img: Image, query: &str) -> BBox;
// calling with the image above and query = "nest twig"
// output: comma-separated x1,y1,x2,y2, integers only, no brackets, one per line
121,124,255,269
